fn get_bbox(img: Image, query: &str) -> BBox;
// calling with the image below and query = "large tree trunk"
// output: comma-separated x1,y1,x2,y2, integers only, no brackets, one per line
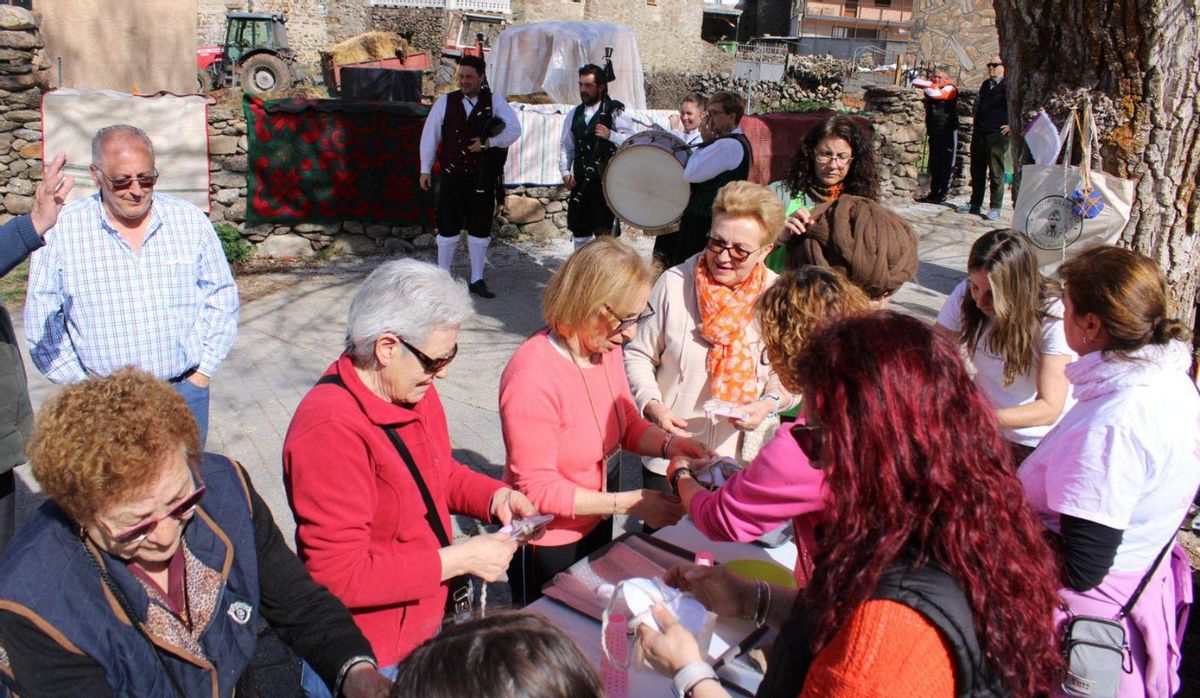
993,1,1200,362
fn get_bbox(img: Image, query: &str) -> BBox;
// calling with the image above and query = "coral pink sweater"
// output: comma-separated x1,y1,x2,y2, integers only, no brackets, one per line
500,330,653,546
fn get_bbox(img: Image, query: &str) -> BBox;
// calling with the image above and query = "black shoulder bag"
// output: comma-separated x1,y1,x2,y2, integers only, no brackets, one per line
315,374,473,624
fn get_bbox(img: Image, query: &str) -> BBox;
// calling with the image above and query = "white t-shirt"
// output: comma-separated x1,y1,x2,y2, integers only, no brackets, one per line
937,280,1075,446
1018,341,1200,571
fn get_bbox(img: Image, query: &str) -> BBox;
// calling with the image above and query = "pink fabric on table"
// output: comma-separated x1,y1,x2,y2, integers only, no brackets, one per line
688,426,826,584
1054,546,1192,698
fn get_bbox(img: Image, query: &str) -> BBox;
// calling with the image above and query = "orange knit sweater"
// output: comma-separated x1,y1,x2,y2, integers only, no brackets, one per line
800,600,956,698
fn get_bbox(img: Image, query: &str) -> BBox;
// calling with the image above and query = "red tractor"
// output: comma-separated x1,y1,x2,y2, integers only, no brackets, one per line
197,12,299,96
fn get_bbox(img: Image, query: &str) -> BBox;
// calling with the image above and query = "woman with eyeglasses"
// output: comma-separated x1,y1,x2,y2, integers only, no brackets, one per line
500,237,713,605
638,312,1064,698
764,114,880,272
282,260,537,687
935,229,1074,463
0,368,392,698
625,181,795,500
667,267,871,586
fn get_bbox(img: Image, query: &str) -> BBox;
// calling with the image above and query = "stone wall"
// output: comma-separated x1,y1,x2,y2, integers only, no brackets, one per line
910,0,999,87
0,6,49,218
865,84,972,204
369,7,448,58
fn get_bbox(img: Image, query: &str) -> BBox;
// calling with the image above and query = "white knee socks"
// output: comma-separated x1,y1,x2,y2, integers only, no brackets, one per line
436,235,458,272
467,236,489,284
573,235,594,251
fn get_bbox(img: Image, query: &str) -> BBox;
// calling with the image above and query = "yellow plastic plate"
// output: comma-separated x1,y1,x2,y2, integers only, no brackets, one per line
723,558,797,589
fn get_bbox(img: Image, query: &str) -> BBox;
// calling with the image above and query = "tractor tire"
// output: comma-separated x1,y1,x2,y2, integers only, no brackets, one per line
197,69,217,93
239,54,290,97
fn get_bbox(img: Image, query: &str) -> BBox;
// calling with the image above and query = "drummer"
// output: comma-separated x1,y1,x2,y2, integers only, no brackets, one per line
560,63,635,251
653,92,753,270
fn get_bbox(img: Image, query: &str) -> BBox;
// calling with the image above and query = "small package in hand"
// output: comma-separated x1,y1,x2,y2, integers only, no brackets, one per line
704,399,748,421
691,455,742,488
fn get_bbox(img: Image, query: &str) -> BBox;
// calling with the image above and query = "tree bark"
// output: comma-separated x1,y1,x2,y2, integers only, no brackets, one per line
993,0,1200,361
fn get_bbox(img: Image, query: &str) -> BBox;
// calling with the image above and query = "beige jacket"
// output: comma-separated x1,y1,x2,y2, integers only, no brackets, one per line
624,254,790,475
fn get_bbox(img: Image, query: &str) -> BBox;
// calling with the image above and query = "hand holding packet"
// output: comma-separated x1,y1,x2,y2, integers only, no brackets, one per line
499,514,554,543
703,399,748,422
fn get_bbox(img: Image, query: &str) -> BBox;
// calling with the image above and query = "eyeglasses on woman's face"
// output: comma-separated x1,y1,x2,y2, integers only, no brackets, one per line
103,483,207,546
705,235,768,264
394,335,459,374
814,150,853,165
604,304,655,337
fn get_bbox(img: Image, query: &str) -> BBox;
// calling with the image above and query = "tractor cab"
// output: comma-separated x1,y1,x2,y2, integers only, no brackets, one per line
198,12,297,96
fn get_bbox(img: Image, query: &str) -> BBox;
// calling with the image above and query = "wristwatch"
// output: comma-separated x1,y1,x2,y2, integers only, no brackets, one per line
669,466,694,497
674,661,719,697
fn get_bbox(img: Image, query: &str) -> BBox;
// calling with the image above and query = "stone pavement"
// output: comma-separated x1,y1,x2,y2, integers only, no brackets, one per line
12,199,1009,545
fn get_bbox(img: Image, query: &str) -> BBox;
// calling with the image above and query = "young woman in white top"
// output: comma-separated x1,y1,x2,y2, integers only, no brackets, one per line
1018,246,1199,697
936,229,1074,461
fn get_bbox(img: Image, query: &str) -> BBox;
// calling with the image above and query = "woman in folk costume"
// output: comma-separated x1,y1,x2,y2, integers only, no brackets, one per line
625,181,796,499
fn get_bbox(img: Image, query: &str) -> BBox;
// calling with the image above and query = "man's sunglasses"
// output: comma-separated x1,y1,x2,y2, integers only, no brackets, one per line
604,304,655,336
397,336,458,374
109,484,207,546
789,424,824,464
96,169,160,191
986,62,1003,68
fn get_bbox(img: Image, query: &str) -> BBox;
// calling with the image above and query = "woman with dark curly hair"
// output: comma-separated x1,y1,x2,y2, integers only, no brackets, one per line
764,114,880,271
640,312,1064,698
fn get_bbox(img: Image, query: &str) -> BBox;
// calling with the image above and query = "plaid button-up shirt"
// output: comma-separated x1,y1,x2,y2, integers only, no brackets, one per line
25,193,239,384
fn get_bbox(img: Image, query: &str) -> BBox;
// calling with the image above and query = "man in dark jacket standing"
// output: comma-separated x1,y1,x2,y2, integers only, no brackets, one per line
959,55,1010,220
0,153,72,552
913,67,959,205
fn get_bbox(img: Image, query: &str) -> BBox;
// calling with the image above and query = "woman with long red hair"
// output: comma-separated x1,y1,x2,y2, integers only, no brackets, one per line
638,311,1064,697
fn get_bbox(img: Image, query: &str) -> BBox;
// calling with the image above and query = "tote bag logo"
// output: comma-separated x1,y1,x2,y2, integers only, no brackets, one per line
1026,195,1084,251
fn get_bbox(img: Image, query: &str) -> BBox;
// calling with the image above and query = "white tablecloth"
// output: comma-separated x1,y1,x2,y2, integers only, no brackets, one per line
527,519,796,696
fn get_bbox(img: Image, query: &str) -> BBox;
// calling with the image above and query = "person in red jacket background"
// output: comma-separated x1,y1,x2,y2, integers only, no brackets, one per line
283,259,536,690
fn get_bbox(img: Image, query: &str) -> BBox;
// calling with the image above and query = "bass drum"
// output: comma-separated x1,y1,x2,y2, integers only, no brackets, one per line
602,130,691,231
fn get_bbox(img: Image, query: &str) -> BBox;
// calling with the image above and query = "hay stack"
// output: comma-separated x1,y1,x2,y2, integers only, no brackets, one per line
319,32,413,91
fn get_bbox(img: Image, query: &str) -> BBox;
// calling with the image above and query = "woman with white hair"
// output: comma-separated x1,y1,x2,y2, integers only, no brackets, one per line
283,259,537,687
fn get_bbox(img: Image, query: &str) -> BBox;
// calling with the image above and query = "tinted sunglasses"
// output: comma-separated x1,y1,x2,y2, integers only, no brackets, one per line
109,484,207,545
986,62,1003,68
789,424,824,464
397,336,458,374
97,169,160,190
605,304,655,336
705,235,766,263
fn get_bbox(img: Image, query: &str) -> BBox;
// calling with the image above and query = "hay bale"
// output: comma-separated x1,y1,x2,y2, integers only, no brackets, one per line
321,31,411,66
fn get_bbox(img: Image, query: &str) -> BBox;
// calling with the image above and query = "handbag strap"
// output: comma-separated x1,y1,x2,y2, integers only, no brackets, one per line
82,536,186,698
1117,533,1177,621
315,373,453,547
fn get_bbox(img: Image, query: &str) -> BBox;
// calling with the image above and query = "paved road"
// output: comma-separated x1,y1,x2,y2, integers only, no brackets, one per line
12,200,1005,546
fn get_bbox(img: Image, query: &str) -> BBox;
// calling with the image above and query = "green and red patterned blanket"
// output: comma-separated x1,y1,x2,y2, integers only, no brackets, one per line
244,96,436,225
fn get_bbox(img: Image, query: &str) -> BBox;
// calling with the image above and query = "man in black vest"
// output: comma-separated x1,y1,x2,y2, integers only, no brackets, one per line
559,64,635,251
653,91,752,270
958,55,1009,221
420,55,521,299
913,67,959,205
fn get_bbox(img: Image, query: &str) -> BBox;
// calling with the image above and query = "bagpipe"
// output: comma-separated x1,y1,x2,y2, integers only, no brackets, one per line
569,47,618,207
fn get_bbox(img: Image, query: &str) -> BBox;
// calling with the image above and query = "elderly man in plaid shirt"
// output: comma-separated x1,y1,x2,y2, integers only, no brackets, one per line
24,124,239,446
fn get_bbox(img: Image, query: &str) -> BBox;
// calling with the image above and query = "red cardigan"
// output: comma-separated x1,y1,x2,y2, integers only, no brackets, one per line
283,354,505,666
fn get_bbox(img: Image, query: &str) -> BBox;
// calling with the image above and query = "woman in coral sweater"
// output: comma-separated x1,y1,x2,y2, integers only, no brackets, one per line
639,312,1064,698
500,238,711,605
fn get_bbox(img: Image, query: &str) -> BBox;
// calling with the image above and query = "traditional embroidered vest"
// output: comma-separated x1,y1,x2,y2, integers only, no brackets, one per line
0,454,261,697
684,132,752,218
570,96,625,181
436,90,495,174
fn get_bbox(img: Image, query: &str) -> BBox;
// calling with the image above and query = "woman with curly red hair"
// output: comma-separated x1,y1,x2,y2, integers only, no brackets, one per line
639,311,1063,697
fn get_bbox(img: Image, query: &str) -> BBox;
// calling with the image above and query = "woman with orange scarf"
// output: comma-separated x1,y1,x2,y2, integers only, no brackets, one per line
625,181,795,498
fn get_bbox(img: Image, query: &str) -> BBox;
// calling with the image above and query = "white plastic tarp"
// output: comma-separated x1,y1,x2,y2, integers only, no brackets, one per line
487,22,647,110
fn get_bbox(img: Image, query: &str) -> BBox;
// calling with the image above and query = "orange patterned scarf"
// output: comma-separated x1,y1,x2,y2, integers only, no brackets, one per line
695,260,767,403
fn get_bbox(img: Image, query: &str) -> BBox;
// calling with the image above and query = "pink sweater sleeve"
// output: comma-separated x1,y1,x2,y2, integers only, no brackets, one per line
690,428,826,542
